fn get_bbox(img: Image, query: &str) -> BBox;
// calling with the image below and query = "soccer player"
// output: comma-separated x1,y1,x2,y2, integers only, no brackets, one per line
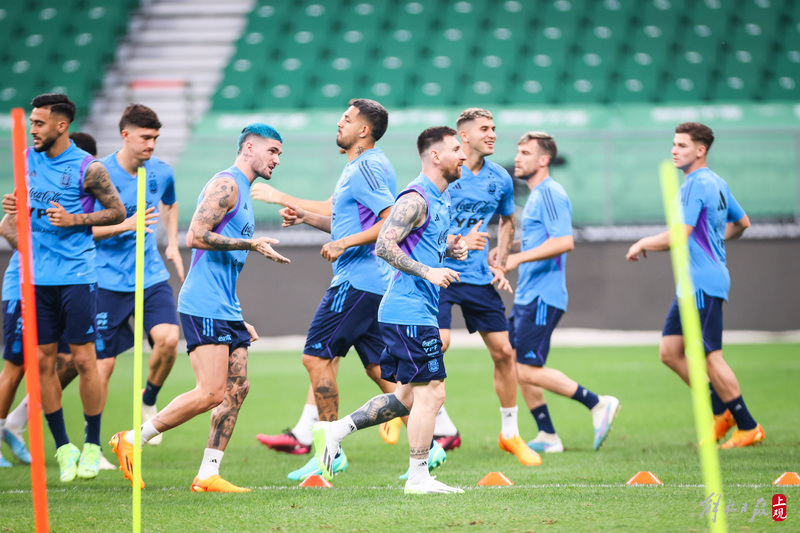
502,132,620,453
431,108,540,466
1,94,126,481
110,123,288,492
626,122,762,448
312,126,468,494
93,105,184,447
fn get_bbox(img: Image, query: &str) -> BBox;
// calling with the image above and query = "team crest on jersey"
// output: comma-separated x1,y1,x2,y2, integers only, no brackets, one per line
61,170,71,187
149,175,158,194
487,181,497,194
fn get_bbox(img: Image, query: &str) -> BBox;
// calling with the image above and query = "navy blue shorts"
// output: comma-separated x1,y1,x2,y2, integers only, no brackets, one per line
437,282,508,333
35,284,98,346
95,281,178,359
379,323,447,384
508,298,564,367
4,299,70,363
180,313,251,355
304,283,384,368
662,292,723,354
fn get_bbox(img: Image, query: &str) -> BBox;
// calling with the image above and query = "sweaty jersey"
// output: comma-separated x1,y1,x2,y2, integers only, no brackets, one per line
26,142,97,285
680,166,746,301
330,147,396,295
177,166,254,321
515,177,573,311
2,252,20,301
378,174,452,327
444,159,514,284
95,153,176,291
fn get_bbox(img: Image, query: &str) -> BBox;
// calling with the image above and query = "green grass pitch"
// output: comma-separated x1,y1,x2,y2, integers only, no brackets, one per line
0,342,797,532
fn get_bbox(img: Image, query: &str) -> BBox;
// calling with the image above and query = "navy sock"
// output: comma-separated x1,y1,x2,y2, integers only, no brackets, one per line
531,404,556,434
84,412,102,445
142,381,162,406
709,383,726,416
44,408,70,448
571,384,600,409
725,396,757,431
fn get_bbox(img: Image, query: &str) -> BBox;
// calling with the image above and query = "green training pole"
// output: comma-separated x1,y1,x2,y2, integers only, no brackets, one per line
132,166,146,532
659,160,726,532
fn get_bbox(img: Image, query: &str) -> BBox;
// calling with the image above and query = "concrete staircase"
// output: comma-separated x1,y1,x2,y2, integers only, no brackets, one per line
83,0,254,165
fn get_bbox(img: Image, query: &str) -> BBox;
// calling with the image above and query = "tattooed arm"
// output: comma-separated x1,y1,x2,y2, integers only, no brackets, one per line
47,162,126,227
321,206,392,262
376,192,460,288
186,176,289,263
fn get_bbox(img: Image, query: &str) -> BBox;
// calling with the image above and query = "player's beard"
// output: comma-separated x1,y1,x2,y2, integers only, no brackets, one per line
34,135,56,153
444,165,462,183
336,133,353,151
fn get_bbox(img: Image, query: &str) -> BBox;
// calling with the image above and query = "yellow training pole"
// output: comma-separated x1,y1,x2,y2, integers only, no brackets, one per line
132,166,146,532
659,161,726,532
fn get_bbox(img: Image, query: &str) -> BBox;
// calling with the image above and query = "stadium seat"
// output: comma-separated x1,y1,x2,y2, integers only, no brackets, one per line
688,0,733,39
259,56,315,108
562,57,611,103
308,57,360,108
613,54,662,102
679,23,723,67
714,48,764,100
363,57,412,108
213,62,261,110
509,55,560,104
629,23,673,68
488,0,539,36
662,53,712,102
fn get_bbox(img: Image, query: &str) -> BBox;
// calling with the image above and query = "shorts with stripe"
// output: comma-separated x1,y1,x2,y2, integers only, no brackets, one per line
437,282,509,333
3,299,69,364
304,282,384,368
179,313,251,355
508,298,564,367
379,323,447,384
662,291,723,354
35,284,98,346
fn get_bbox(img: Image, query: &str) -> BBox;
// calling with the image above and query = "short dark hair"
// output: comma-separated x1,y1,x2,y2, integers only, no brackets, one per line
518,131,558,160
675,122,714,151
417,126,457,156
70,132,97,156
349,98,389,142
31,93,76,123
119,104,163,132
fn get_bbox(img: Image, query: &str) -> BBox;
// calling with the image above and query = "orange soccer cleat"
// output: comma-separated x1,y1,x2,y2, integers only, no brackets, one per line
712,410,737,442
498,433,542,466
110,431,144,489
379,417,403,445
191,475,251,493
719,424,765,449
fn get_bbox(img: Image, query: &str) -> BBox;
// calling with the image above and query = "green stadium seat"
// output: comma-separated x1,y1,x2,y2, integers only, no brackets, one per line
510,55,560,104
763,51,799,100
425,27,471,72
259,56,316,108
636,0,680,37
46,59,94,112
213,62,262,110
579,24,624,71
688,0,733,39
0,5,25,53
629,24,672,67
437,0,487,36
590,0,635,31
463,55,511,106
0,61,43,109
729,22,775,65
737,0,782,36
714,49,765,100
363,57,412,108
541,0,584,37
326,30,374,71
613,55,662,102
562,58,611,103
679,23,723,67
309,57,360,108
407,63,460,107
488,0,539,36
528,27,573,77
662,54,711,102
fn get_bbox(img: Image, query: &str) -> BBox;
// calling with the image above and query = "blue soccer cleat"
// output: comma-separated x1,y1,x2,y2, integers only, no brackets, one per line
3,427,32,464
287,448,348,481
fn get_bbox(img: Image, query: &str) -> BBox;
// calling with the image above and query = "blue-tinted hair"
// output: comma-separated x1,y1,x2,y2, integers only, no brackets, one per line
237,123,283,153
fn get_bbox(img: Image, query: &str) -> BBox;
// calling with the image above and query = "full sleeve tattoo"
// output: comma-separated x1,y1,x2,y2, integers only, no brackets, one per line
375,192,429,278
186,177,252,251
81,162,126,226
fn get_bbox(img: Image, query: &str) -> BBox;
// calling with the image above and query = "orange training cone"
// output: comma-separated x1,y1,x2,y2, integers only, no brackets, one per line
626,471,663,485
478,472,514,486
299,475,333,488
773,472,800,485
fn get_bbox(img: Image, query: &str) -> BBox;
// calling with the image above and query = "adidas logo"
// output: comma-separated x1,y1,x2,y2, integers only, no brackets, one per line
210,459,218,463
421,461,428,468
312,342,323,350
537,413,545,419
347,421,356,432
434,214,440,221
86,326,94,334
717,191,727,211
244,203,249,210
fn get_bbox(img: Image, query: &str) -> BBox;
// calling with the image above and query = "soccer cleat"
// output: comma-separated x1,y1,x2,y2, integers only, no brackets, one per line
719,424,765,449
591,395,620,450
191,475,250,492
77,442,101,479
287,449,348,481
0,454,11,467
256,429,311,455
141,400,162,446
99,452,117,471
404,476,464,494
527,431,564,454
712,410,736,442
55,443,81,482
499,433,543,466
434,433,461,451
311,421,340,481
3,427,32,464
379,417,402,445
399,440,448,480
110,431,144,488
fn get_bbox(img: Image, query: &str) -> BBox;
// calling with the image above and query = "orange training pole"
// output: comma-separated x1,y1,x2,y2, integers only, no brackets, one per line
11,108,49,532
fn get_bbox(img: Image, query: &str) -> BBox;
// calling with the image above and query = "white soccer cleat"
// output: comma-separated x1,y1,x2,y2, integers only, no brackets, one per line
404,476,464,494
591,395,620,450
141,401,162,446
527,431,564,453
98,452,117,471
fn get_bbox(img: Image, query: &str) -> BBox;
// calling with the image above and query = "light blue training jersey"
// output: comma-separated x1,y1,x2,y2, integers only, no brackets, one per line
177,166,254,321
329,147,396,295
95,153,176,291
378,174,452,327
444,159,515,284
2,252,20,301
514,177,573,311
26,142,98,285
680,166,746,301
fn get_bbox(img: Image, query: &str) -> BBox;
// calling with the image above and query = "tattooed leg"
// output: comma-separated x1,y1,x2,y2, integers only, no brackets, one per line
56,351,79,389
349,393,410,431
302,354,339,421
207,347,250,451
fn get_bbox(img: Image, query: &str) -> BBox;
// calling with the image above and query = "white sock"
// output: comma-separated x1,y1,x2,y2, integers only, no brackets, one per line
328,415,356,443
408,457,430,484
125,420,161,446
292,403,318,445
6,396,28,430
500,406,519,439
197,448,224,480
433,406,458,436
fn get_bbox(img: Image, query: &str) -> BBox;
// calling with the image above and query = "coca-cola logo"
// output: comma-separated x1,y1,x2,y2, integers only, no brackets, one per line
29,188,63,205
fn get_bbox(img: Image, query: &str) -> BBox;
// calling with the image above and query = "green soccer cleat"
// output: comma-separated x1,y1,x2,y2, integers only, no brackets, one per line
77,442,102,479
399,440,447,480
312,421,339,481
287,449,348,481
55,443,81,482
